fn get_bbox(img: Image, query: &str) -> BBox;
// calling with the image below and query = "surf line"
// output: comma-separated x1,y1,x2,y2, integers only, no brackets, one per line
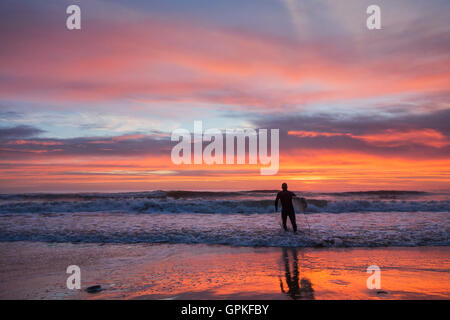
171,120,279,175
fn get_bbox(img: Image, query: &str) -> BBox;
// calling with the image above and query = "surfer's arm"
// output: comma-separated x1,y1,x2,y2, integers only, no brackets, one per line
275,193,280,211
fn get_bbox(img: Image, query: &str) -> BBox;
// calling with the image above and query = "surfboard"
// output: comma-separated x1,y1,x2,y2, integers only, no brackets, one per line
293,197,307,213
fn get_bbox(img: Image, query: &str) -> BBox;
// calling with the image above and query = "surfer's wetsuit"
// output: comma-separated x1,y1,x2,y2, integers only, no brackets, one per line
275,190,297,232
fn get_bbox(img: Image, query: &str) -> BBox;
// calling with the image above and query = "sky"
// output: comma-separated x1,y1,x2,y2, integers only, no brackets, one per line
0,0,449,192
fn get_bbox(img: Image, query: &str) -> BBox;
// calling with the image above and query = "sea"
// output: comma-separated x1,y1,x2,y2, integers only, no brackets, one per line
0,190,448,247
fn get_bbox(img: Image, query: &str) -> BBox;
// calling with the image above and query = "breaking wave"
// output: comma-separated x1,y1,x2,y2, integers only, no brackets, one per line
0,190,448,248
0,211,448,247
0,190,448,214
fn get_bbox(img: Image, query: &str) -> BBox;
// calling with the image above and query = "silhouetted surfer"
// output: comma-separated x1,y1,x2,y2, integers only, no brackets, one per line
275,183,297,232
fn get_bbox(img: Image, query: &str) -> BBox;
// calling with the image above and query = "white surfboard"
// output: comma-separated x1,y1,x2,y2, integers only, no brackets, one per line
293,197,307,213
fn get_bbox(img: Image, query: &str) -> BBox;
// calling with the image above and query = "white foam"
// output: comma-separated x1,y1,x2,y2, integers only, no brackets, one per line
0,197,448,214
0,211,448,247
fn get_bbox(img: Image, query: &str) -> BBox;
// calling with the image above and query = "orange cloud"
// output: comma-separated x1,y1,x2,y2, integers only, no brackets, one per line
6,140,64,146
288,129,449,148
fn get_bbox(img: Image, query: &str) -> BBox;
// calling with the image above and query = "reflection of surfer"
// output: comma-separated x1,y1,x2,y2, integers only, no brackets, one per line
275,183,297,232
279,248,314,300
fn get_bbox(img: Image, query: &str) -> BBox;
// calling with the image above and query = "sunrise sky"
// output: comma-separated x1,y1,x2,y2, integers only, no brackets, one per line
0,0,449,193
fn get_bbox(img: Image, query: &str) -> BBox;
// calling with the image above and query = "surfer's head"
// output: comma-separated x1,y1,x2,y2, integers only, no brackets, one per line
282,183,287,191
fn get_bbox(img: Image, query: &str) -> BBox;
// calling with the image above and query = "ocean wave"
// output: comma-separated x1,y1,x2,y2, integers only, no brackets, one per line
0,189,433,201
0,197,448,214
322,190,429,198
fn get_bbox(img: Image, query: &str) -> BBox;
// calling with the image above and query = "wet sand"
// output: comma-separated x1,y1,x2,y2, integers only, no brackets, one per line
0,242,449,300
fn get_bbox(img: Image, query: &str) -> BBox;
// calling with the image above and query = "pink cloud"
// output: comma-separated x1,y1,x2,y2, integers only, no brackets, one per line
1,16,449,109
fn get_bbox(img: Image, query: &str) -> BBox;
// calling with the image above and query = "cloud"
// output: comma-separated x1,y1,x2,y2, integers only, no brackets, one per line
0,0,449,110
289,129,448,148
0,125,44,139
0,110,22,120
254,108,450,158
0,131,171,159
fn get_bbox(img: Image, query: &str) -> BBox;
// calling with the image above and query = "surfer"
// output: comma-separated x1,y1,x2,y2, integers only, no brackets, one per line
275,183,297,232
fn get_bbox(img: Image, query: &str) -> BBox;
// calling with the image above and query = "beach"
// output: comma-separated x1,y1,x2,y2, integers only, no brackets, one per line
0,190,448,300
0,242,448,300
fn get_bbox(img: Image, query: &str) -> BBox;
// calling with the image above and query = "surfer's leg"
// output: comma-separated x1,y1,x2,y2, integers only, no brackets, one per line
281,211,288,231
289,211,297,232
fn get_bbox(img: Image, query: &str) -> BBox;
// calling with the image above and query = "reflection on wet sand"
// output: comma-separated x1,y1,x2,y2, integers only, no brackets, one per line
1,243,448,299
280,248,315,300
